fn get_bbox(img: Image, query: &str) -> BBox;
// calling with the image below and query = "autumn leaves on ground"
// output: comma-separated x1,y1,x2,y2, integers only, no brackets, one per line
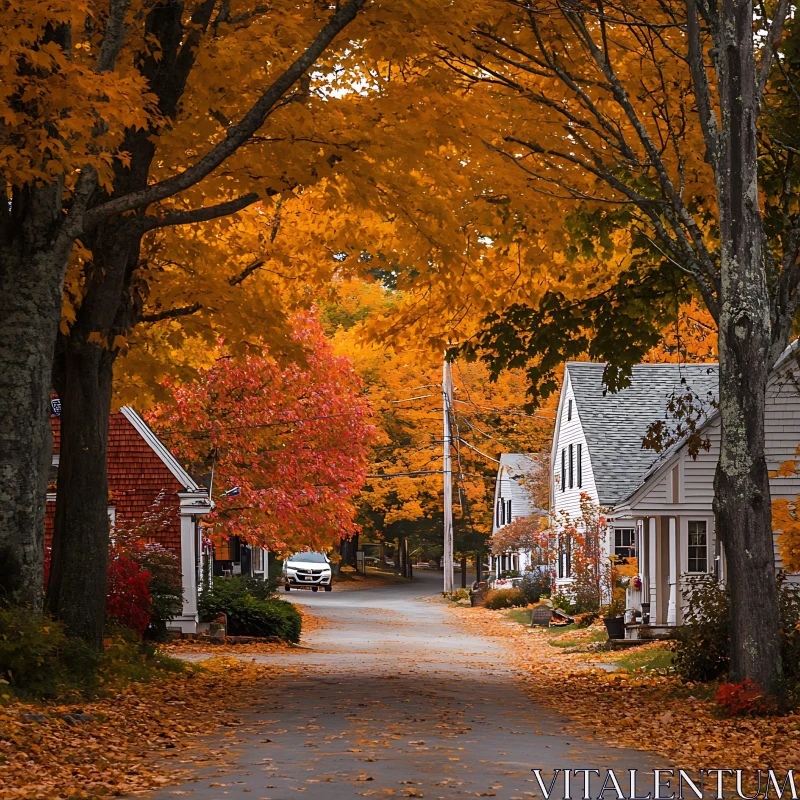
454,606,800,777
5,594,800,800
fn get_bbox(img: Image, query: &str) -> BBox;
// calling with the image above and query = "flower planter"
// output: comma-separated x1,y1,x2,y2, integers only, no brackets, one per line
603,615,625,640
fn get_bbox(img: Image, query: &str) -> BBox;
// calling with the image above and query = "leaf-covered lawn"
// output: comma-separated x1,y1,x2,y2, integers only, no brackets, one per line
0,656,279,799
456,605,800,771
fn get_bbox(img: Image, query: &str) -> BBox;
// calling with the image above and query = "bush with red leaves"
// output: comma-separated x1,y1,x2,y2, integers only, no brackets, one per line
106,556,151,635
715,679,769,716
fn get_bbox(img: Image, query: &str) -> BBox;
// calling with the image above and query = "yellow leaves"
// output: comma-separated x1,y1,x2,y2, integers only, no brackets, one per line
773,497,800,573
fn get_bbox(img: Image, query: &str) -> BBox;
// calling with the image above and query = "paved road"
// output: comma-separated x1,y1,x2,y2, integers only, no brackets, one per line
149,571,665,800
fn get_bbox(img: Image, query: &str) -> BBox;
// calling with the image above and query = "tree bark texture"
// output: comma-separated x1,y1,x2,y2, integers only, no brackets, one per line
713,0,784,698
48,220,141,645
47,343,114,646
0,183,75,607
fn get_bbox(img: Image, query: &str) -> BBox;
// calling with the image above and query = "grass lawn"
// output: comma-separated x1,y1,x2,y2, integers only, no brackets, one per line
505,609,532,625
503,612,608,649
613,644,675,672
547,630,607,648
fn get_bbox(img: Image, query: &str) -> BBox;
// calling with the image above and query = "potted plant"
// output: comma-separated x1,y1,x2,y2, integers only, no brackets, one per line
602,555,627,639
603,595,626,639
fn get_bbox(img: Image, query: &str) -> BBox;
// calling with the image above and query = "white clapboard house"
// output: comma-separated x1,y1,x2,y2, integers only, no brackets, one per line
550,348,800,637
490,453,542,576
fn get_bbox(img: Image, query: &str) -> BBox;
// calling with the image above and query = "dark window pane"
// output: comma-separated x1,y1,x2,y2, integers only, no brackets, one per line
614,528,636,559
688,520,708,573
569,443,574,488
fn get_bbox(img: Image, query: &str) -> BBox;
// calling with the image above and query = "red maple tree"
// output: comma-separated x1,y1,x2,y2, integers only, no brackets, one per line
149,314,375,554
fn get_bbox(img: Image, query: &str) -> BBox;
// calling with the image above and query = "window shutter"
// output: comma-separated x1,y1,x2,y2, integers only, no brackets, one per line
561,448,566,491
507,498,512,522
569,443,574,488
568,399,572,421
577,443,582,488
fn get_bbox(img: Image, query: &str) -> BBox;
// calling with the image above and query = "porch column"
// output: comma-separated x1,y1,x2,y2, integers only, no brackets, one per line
667,516,678,626
180,514,198,623
648,517,657,616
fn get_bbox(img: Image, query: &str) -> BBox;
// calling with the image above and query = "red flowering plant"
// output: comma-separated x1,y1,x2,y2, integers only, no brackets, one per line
715,679,773,717
108,491,184,639
541,493,611,612
106,556,151,635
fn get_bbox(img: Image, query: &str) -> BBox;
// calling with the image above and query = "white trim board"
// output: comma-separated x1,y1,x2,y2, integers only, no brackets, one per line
119,406,200,491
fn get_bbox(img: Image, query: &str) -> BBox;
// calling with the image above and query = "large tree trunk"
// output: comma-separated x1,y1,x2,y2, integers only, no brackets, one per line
0,184,74,607
47,343,114,645
713,0,784,700
48,226,138,645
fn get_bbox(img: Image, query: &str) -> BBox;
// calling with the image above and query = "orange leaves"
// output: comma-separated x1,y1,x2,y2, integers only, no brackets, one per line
773,497,800,573
453,604,800,776
0,1,159,189
0,656,275,800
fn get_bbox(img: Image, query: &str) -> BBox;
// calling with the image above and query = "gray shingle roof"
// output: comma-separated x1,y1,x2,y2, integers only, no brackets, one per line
566,362,719,506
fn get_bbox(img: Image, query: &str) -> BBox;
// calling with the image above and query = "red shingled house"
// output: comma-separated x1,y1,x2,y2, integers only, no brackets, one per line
47,404,212,633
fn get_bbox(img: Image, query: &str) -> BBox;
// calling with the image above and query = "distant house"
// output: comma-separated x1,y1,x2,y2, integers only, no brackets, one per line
550,350,800,637
490,453,543,576
47,405,212,634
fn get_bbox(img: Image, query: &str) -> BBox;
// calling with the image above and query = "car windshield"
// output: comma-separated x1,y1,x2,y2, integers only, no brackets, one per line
289,552,328,564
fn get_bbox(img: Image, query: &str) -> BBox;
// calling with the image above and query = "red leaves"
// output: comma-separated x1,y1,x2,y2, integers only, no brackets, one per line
149,312,374,552
715,680,771,717
106,557,151,635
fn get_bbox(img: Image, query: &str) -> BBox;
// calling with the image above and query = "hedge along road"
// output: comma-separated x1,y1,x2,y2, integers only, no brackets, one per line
150,570,665,800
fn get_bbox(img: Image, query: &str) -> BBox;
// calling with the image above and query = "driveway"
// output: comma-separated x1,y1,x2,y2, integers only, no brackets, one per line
148,571,666,799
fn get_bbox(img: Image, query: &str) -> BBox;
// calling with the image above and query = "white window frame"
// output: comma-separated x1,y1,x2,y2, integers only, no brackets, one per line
687,519,709,574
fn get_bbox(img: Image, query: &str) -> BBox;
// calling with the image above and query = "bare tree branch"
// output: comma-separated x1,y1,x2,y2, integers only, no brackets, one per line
140,302,202,323
756,0,791,107
81,0,367,231
140,193,260,232
229,259,265,286
686,0,719,171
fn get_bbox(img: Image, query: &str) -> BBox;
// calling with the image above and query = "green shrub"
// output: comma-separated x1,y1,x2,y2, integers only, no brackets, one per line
0,607,68,697
520,572,550,605
551,591,577,615
675,575,800,683
484,588,526,609
134,543,183,641
199,577,301,642
0,607,190,700
674,576,729,682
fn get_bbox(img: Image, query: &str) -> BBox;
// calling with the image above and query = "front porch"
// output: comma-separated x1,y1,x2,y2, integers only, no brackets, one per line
619,513,719,639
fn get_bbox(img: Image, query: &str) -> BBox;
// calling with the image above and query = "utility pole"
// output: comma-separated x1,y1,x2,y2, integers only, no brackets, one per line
442,359,454,594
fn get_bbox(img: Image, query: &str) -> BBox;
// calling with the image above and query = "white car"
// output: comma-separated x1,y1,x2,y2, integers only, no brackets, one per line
283,552,333,592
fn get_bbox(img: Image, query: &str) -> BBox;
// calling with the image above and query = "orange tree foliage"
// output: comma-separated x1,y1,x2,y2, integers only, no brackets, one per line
771,446,800,574
148,313,375,553
328,280,554,559
3,0,483,617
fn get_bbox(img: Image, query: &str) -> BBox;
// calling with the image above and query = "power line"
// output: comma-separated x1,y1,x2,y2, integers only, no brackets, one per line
451,398,554,421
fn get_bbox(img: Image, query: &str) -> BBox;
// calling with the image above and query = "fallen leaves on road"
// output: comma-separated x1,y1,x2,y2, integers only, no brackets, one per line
161,639,295,655
452,606,800,772
0,656,277,799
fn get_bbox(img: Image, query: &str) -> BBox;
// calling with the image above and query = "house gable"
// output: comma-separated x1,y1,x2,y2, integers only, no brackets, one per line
565,361,719,507
119,407,199,490
551,368,598,520
492,453,541,535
